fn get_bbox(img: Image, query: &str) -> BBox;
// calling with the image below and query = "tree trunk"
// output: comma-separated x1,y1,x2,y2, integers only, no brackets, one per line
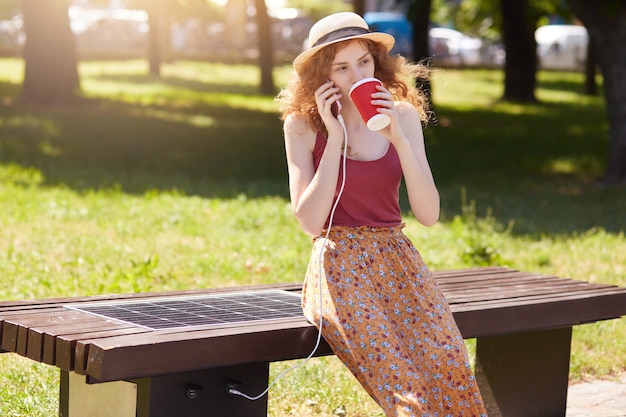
353,0,365,17
146,4,163,77
500,0,536,102
409,0,431,62
21,0,80,104
567,0,626,183
408,0,435,123
254,0,274,95
583,35,597,96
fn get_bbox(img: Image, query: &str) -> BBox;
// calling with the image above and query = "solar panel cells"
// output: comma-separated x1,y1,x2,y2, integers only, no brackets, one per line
66,290,303,330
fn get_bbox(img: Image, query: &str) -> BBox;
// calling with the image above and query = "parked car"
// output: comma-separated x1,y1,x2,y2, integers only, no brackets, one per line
267,8,313,56
363,12,413,57
428,27,484,67
183,8,312,58
74,17,148,52
70,7,148,54
363,12,501,68
535,24,588,71
0,16,24,49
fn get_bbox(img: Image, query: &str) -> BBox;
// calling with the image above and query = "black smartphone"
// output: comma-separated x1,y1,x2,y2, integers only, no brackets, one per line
331,100,341,118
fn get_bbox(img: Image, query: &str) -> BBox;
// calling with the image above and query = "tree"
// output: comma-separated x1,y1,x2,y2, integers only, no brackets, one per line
21,0,80,104
145,0,165,77
500,0,537,102
583,36,597,96
407,0,436,122
353,0,365,16
408,0,432,62
567,0,626,183
254,0,274,95
127,0,169,77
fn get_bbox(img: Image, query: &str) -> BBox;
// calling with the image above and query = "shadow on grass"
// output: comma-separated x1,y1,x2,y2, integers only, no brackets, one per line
536,74,598,95
1,78,624,236
0,83,287,197
91,73,267,97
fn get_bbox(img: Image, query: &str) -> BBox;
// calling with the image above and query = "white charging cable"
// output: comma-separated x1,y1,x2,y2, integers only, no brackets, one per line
229,109,348,401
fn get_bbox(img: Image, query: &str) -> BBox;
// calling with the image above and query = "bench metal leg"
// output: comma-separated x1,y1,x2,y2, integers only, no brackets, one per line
475,327,572,417
60,370,138,417
134,362,270,417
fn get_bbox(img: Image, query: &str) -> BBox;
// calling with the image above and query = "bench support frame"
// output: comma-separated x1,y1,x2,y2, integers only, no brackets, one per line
60,362,270,417
475,327,572,417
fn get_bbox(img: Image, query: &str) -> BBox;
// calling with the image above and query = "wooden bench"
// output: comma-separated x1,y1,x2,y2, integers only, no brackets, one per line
1,266,626,417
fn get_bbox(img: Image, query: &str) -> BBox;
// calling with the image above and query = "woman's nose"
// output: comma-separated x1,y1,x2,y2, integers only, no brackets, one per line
349,67,365,84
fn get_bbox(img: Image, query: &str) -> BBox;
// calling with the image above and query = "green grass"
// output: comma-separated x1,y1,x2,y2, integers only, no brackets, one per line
0,58,624,417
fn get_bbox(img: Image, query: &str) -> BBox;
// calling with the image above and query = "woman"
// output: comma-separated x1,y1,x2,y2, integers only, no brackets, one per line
277,12,487,417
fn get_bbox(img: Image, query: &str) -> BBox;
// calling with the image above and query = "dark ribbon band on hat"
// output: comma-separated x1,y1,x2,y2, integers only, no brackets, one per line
311,26,371,48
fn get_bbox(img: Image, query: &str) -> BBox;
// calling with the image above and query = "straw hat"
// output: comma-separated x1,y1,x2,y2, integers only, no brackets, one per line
293,12,395,72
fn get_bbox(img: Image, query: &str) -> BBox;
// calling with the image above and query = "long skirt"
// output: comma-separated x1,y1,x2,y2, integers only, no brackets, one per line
301,225,487,417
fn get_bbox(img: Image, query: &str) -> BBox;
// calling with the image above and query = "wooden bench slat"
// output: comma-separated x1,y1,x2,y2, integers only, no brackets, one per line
443,281,605,300
71,327,155,374
53,324,147,371
444,281,616,303
40,321,136,366
432,266,511,278
437,275,564,291
435,270,539,284
451,286,626,309
455,290,626,337
1,310,80,352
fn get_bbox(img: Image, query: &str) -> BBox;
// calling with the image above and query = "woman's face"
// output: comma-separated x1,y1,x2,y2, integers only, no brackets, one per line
328,40,375,95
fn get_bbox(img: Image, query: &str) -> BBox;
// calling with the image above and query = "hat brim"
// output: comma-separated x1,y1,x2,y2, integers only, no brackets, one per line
293,32,395,73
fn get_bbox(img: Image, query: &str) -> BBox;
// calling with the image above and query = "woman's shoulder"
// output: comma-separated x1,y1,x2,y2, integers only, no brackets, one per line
395,100,420,114
284,112,309,131
284,113,317,151
395,101,423,123
395,101,426,141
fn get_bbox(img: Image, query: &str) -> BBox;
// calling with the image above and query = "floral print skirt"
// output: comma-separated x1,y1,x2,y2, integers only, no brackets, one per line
302,225,487,417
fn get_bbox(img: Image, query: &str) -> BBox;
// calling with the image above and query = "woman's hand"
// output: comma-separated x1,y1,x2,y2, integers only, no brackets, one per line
371,85,407,146
315,81,344,142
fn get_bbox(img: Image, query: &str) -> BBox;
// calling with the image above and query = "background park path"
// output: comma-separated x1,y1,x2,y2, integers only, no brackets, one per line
567,375,626,417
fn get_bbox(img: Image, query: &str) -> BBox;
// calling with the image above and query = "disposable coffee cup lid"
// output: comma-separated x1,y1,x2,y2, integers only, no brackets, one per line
367,114,391,131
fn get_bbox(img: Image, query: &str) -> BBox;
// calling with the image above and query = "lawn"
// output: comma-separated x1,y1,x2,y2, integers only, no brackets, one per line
0,58,624,417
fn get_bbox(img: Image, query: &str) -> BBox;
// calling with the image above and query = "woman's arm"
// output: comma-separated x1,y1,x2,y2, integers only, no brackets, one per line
284,114,343,236
376,97,440,226
394,104,440,226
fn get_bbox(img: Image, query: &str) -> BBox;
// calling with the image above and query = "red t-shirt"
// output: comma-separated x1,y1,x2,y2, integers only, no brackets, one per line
313,132,403,228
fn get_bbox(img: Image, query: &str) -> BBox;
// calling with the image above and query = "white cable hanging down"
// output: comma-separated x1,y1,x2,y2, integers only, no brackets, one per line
229,109,348,401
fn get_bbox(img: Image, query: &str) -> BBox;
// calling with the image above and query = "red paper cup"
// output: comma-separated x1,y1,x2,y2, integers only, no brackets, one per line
349,78,391,131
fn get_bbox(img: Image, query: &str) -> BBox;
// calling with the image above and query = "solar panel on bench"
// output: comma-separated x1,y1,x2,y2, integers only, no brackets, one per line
65,290,303,330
